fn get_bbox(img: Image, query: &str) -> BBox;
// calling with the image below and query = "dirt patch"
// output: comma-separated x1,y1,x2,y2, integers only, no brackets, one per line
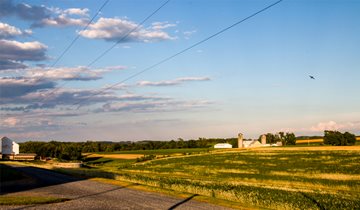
87,154,144,159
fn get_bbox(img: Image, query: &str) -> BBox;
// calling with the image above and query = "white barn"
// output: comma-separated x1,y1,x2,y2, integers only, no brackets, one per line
0,136,19,156
214,143,233,149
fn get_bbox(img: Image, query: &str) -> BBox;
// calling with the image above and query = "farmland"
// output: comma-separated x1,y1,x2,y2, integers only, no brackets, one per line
59,146,360,209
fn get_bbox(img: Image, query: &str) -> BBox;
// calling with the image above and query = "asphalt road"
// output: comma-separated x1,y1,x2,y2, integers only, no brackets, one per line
0,165,232,210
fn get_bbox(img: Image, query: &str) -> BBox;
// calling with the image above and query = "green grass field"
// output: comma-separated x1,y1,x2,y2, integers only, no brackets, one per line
65,146,360,209
95,148,213,155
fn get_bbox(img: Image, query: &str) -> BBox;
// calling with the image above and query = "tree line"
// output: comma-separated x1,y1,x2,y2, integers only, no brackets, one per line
19,138,237,160
19,130,357,160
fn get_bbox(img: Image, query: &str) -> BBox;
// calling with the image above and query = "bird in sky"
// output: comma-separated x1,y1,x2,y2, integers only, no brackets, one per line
309,75,315,80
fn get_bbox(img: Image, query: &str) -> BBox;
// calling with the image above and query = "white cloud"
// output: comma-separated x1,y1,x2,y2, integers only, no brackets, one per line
151,21,176,30
0,39,47,61
310,120,360,132
0,22,32,38
2,117,20,127
34,14,88,27
64,8,89,17
27,66,102,81
99,99,212,113
79,17,176,42
137,76,210,87
183,30,196,39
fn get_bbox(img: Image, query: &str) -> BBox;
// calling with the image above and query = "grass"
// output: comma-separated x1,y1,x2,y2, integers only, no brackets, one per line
76,146,360,209
93,148,213,155
0,196,70,205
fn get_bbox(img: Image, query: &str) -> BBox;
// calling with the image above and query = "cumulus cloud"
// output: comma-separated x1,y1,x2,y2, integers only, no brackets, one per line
0,0,50,20
28,66,102,81
98,100,211,113
0,22,32,38
0,0,89,28
79,17,175,43
151,21,176,30
0,77,55,98
137,77,210,87
310,121,360,132
27,65,126,81
63,8,89,17
0,39,47,61
0,39,47,70
33,14,88,28
0,65,127,100
2,117,20,127
0,60,27,70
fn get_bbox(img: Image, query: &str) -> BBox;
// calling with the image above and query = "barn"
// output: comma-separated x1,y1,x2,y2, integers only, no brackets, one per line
214,143,233,148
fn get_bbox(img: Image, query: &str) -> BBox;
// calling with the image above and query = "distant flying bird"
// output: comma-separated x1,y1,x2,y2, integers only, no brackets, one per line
309,75,315,80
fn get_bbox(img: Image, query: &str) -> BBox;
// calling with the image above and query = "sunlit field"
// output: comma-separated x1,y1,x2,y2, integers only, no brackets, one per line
68,146,360,209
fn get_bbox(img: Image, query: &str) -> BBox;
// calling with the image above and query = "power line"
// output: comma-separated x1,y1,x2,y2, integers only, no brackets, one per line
18,0,110,109
51,0,110,68
72,0,283,108
37,0,171,105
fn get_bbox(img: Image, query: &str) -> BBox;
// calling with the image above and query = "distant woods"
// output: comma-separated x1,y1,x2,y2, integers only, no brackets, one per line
19,131,357,160
19,138,237,160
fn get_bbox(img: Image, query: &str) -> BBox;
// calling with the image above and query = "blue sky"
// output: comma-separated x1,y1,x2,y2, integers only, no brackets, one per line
0,0,359,141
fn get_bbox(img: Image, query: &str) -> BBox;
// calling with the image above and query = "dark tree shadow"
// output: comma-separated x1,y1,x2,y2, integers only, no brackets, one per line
0,164,117,195
168,194,199,210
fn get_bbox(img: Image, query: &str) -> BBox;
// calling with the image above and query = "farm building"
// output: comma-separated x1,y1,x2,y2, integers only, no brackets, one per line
0,136,36,160
242,139,263,148
214,143,233,148
0,136,19,158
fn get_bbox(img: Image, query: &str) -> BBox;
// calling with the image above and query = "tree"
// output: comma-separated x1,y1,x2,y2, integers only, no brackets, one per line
324,130,356,146
264,133,279,144
279,132,296,146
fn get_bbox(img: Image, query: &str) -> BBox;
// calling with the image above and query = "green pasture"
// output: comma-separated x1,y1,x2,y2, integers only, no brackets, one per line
95,148,213,155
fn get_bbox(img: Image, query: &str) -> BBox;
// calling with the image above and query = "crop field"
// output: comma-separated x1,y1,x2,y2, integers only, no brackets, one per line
69,146,360,209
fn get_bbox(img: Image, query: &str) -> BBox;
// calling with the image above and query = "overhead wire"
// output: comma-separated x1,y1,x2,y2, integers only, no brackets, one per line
72,0,284,108
37,0,171,106
16,0,110,110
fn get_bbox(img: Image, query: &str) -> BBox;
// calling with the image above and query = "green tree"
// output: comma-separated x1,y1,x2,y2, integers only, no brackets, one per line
324,130,356,146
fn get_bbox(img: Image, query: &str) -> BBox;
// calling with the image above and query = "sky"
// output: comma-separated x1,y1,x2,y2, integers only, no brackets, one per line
0,0,359,142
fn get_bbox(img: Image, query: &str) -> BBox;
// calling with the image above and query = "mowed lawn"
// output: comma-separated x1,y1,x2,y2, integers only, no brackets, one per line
79,146,360,209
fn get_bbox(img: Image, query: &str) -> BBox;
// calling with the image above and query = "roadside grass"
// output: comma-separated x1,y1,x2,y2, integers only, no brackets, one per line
0,196,70,205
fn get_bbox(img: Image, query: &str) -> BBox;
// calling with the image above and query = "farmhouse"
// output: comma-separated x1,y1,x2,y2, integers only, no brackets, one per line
214,143,233,148
0,136,36,160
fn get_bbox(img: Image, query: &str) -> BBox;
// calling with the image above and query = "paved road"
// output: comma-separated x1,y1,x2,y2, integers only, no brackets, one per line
0,165,232,210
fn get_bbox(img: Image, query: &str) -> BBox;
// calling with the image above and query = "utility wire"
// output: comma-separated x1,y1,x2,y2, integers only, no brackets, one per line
51,0,110,68
38,0,171,105
72,0,283,108
19,0,110,109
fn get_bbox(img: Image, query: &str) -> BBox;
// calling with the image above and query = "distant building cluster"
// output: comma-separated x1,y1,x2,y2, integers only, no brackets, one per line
0,136,36,160
214,133,282,149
